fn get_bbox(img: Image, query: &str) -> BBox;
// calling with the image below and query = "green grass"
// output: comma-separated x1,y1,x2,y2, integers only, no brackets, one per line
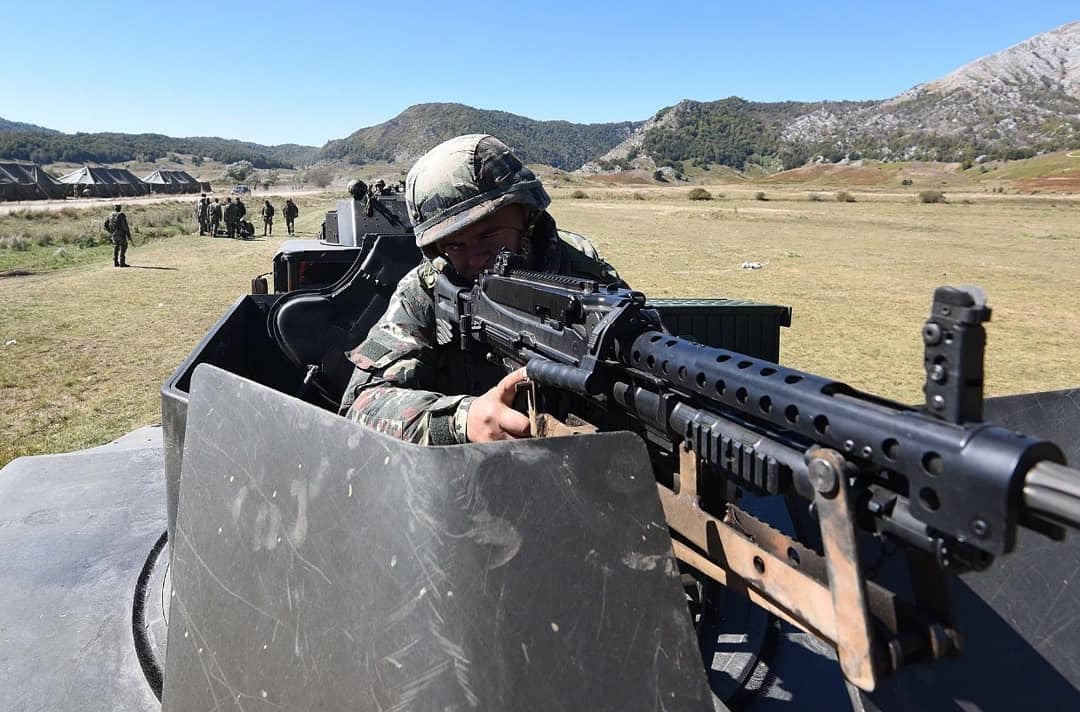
0,203,196,272
0,193,336,465
978,151,1080,181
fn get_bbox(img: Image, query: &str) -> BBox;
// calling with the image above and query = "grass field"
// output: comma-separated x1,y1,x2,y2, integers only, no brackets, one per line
1,183,1078,467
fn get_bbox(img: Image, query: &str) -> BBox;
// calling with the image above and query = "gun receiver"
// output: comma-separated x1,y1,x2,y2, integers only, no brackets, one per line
433,251,1080,690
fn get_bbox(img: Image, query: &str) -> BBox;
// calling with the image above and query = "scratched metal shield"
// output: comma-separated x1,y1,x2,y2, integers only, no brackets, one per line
161,364,713,712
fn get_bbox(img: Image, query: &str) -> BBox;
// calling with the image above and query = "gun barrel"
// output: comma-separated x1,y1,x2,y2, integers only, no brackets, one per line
1024,461,1080,530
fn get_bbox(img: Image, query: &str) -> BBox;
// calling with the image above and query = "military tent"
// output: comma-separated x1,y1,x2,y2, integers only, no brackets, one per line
142,169,205,195
0,161,67,201
57,166,150,198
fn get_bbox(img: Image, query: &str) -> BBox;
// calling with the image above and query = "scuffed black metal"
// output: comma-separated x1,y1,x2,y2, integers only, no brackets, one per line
858,388,1080,711
163,364,714,711
161,293,295,543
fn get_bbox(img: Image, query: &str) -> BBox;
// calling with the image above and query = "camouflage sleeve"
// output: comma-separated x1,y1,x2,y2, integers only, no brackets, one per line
338,267,472,446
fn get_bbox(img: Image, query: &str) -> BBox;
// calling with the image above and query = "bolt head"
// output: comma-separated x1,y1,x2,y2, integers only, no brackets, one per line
808,458,838,497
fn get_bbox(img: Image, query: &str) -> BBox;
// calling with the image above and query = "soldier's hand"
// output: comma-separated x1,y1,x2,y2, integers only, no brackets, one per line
466,368,531,443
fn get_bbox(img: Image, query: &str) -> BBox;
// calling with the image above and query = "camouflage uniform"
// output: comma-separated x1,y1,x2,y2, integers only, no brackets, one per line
209,199,223,236
339,134,622,445
224,198,238,238
261,200,275,235
283,199,299,235
196,195,210,235
106,205,131,267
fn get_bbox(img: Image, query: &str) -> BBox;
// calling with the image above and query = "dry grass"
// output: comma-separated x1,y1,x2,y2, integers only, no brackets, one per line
548,190,1080,403
0,195,336,465
1,187,1078,466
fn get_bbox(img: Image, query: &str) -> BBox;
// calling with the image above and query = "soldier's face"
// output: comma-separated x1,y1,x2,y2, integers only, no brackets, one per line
438,204,525,279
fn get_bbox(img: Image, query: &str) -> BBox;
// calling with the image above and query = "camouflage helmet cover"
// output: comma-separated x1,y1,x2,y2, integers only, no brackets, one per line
405,134,551,248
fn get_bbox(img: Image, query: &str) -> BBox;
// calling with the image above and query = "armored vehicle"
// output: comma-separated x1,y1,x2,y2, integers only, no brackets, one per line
2,189,1080,711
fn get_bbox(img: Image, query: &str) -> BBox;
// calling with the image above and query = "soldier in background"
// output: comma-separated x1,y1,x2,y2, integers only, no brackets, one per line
209,198,223,236
283,198,299,235
261,200,275,236
105,204,131,268
224,197,238,238
196,193,211,236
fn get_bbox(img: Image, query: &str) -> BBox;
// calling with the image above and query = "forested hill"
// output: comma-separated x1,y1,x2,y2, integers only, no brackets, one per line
319,103,642,170
0,117,57,134
605,22,1080,171
0,128,317,169
630,98,875,171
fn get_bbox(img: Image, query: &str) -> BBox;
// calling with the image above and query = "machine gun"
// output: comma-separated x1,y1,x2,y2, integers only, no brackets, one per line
433,251,1080,692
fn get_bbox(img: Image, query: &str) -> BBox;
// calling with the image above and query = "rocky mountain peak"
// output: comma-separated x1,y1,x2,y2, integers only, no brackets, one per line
922,21,1080,98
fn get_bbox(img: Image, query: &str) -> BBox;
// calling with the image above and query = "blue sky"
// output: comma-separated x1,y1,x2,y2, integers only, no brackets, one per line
2,1,1076,147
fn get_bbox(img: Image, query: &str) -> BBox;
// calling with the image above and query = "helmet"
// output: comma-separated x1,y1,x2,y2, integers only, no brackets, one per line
346,179,368,200
405,134,550,248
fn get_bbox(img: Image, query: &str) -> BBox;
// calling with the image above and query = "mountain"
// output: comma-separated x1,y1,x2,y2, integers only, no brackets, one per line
319,103,642,170
607,21,1080,172
0,117,58,134
0,130,317,169
2,23,1078,174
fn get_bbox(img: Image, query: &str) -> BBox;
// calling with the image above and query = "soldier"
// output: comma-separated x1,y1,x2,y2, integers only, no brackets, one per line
105,204,131,268
209,198,223,236
261,199,275,236
339,134,622,444
224,197,237,238
196,193,211,235
283,198,299,235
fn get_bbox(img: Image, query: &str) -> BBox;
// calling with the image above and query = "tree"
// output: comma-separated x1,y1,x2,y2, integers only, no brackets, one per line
257,170,280,190
303,166,334,188
222,160,255,182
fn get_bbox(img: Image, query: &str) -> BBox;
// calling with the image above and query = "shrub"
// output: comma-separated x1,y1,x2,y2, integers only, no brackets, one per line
632,192,646,200
570,190,588,199
835,191,856,203
35,233,54,247
5,236,31,251
901,178,913,186
687,188,713,201
755,191,767,201
918,190,946,204
807,192,824,202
